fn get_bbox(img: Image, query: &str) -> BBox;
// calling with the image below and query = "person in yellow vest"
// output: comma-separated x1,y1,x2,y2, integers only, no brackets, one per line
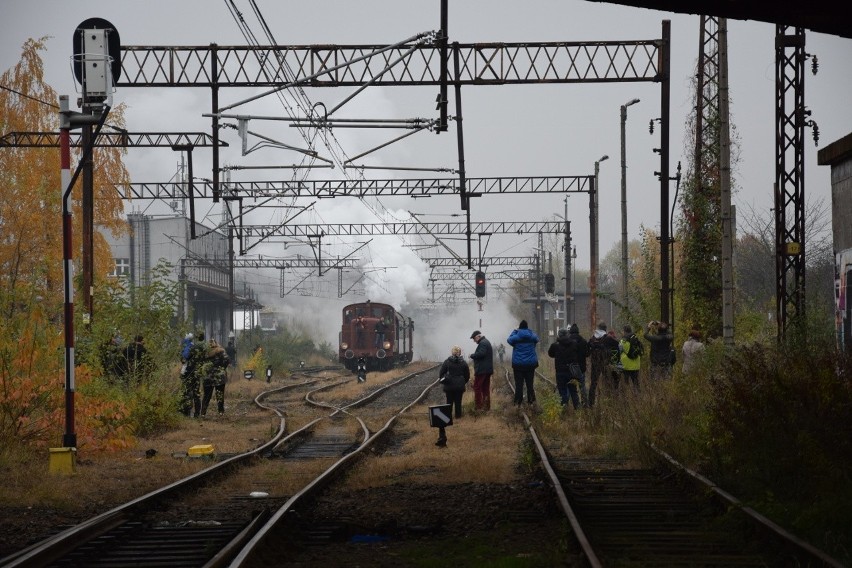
618,325,642,391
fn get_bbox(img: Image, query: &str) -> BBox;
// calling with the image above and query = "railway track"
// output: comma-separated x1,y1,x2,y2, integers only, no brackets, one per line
5,364,842,566
526,369,845,567
1,365,439,568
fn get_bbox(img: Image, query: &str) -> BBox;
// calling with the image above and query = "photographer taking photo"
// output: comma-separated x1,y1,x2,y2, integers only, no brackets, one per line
643,320,674,381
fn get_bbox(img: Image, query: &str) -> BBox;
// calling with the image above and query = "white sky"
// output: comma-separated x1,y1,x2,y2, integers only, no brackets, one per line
2,0,851,349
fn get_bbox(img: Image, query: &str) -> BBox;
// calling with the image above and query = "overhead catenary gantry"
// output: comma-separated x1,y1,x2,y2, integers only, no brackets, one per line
0,131,225,148
424,256,536,268
180,257,360,270
428,270,529,281
240,221,563,240
117,40,661,89
115,175,592,200
115,13,672,324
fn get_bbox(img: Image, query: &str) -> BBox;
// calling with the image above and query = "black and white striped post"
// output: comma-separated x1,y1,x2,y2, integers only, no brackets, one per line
59,95,76,449
59,95,110,449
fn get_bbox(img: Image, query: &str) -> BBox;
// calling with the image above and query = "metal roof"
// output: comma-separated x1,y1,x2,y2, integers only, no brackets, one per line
586,0,852,39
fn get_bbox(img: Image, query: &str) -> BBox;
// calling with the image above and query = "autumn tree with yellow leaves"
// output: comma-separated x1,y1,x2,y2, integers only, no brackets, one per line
0,38,141,453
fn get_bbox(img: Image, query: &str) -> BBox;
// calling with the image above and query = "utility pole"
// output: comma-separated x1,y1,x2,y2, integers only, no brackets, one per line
620,98,639,322
548,252,554,338
536,233,544,337
563,208,571,329
592,156,608,330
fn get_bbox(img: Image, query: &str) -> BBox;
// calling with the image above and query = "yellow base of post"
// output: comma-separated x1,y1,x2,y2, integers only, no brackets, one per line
49,447,77,474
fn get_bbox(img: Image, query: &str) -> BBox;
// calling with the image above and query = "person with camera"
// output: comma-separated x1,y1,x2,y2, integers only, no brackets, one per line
644,320,674,381
588,322,620,406
547,324,589,410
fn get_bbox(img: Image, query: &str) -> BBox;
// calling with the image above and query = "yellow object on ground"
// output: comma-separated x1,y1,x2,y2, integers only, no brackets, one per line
188,444,215,457
49,447,77,474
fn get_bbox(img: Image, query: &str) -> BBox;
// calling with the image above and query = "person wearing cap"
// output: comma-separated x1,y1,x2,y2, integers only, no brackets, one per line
507,319,540,407
547,324,589,409
469,330,494,412
588,321,620,407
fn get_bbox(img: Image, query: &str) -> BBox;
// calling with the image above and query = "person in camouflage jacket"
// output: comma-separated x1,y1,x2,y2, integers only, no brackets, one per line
200,338,230,416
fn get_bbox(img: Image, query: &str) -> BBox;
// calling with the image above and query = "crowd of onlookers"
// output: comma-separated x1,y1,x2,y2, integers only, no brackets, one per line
99,330,238,418
99,333,151,386
435,318,705,430
178,332,237,418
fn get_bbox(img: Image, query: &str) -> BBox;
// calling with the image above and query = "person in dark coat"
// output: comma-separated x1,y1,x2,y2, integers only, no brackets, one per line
468,330,494,412
547,324,589,409
355,316,366,347
436,345,470,446
225,336,237,381
507,319,539,406
374,318,387,348
587,321,620,407
644,321,674,381
100,333,124,384
123,335,150,386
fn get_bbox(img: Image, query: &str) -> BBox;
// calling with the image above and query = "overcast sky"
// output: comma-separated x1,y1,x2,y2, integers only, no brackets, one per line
2,0,851,351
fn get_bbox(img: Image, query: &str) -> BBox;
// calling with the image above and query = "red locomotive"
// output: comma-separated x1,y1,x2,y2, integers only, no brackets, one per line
339,301,414,370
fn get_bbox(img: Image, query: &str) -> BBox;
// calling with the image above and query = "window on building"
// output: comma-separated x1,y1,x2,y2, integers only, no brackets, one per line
110,258,130,277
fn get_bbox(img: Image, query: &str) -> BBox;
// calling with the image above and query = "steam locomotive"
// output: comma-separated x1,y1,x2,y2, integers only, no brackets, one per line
339,301,414,371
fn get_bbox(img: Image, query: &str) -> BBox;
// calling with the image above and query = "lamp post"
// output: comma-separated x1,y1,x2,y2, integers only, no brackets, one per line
620,98,640,322
592,155,609,331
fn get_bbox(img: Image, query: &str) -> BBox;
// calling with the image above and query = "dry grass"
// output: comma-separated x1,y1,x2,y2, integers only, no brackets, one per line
342,395,527,489
309,361,436,404
1,447,208,510
0,363,506,512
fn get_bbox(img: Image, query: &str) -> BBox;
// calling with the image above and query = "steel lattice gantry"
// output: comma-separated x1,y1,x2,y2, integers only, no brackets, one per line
180,257,359,270
428,270,530,281
239,221,563,242
0,131,224,148
117,41,662,88
116,175,592,200
424,256,536,268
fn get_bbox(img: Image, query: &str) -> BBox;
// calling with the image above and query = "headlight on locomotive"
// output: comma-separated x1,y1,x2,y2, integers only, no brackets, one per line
383,340,391,350
341,342,349,350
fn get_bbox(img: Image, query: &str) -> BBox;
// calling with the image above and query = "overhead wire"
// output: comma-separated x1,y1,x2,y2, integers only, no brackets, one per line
225,0,435,272
223,2,474,304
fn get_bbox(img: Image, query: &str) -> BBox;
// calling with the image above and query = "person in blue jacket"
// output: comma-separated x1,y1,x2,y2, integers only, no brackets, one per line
507,319,540,406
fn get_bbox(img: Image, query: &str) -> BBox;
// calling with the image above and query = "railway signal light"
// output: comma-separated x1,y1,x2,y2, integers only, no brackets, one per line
475,271,486,297
544,273,555,294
